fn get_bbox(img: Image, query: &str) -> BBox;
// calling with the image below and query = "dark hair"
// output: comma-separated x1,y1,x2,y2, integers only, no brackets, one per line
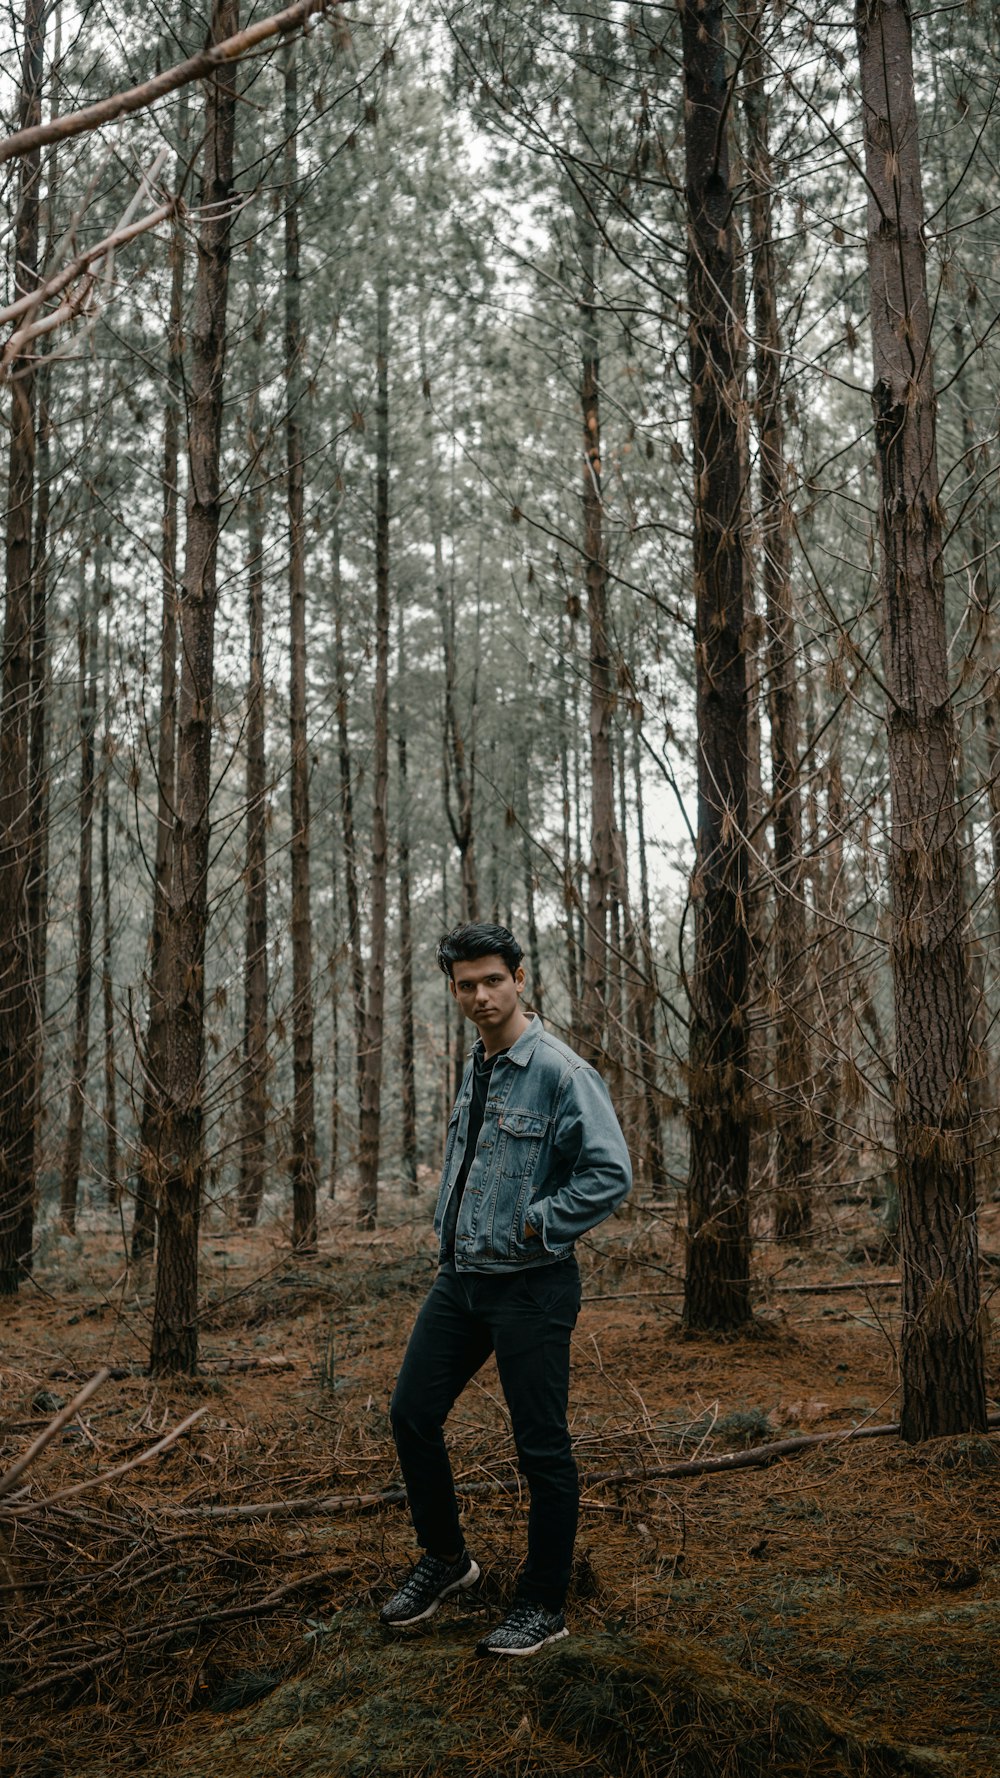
436,923,524,980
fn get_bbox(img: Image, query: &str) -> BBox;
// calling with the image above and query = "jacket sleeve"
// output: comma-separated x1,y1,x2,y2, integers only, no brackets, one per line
528,1062,632,1249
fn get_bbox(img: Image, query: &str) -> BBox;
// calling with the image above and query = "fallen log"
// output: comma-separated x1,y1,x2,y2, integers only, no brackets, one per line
159,1411,1000,1522
48,1355,295,1381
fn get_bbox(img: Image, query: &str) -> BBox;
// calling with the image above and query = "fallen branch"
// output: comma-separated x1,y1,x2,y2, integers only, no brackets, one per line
0,1371,110,1501
6,1407,208,1515
11,1564,352,1698
0,0,335,166
157,1410,1000,1523
775,1279,901,1295
48,1355,295,1381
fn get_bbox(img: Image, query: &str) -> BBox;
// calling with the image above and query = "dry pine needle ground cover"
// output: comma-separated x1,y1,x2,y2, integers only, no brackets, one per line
2,1183,999,1777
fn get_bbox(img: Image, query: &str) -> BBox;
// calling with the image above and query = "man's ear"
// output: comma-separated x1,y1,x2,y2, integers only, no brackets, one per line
448,977,457,999
515,965,526,995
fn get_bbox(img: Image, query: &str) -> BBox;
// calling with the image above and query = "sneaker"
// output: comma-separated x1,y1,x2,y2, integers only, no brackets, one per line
379,1550,480,1627
475,1600,568,1657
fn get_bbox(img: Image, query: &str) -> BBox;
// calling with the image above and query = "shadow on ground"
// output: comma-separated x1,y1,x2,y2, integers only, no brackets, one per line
142,1607,952,1778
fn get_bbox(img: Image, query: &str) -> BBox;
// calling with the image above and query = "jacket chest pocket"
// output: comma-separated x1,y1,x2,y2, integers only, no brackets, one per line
498,1109,549,1177
443,1103,465,1170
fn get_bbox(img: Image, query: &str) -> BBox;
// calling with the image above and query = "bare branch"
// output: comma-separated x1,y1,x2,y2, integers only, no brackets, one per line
0,1370,110,1501
0,0,337,167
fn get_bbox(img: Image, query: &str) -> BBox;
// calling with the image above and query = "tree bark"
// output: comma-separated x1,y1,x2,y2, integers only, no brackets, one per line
741,9,813,1241
0,0,44,1295
397,604,417,1191
680,0,753,1330
284,38,317,1254
559,616,581,1026
59,584,99,1231
327,856,341,1198
855,0,985,1439
100,610,119,1208
815,747,848,1184
237,274,269,1229
332,493,366,1091
24,359,52,1268
133,87,189,1262
149,0,239,1376
632,714,665,1190
521,742,544,1019
420,329,479,925
356,230,391,1232
574,86,620,1074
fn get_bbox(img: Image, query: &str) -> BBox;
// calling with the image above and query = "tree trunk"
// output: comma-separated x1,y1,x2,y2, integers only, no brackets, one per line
237,279,269,1229
397,604,417,1191
616,724,644,1169
149,0,238,1376
59,587,99,1232
521,743,544,1019
356,239,391,1232
575,128,620,1074
100,610,119,1208
0,0,44,1296
559,616,581,1027
284,38,317,1254
24,358,52,1267
680,0,753,1331
741,10,813,1241
816,747,848,1184
632,714,665,1191
420,328,479,925
332,495,366,1108
134,86,189,1262
328,851,341,1198
855,0,985,1439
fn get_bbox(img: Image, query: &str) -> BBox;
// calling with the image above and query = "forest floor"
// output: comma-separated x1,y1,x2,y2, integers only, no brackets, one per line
1,1182,999,1778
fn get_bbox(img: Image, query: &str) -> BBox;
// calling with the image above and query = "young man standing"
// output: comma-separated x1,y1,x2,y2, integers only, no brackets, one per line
381,923,632,1655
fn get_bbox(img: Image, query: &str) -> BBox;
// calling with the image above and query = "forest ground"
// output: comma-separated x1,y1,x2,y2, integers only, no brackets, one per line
2,1181,999,1778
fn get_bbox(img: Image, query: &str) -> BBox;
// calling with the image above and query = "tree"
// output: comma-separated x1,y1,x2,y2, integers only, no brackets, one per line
855,0,985,1439
0,0,45,1295
237,261,270,1229
285,36,318,1253
149,0,240,1376
133,86,189,1262
356,113,392,1232
680,0,753,1331
59,544,99,1231
741,3,813,1241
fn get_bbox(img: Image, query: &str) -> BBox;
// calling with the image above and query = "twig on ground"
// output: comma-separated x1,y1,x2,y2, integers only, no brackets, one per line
11,1564,353,1698
0,1371,110,1500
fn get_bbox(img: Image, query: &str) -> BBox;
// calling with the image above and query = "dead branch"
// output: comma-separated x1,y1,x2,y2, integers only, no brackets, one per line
156,1410,1000,1523
48,1355,295,1381
0,0,335,166
0,1370,110,1501
5,1407,208,1515
0,203,174,372
775,1279,901,1295
0,206,172,334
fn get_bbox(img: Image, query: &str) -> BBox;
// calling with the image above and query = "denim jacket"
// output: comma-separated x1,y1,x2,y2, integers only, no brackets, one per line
434,1016,632,1272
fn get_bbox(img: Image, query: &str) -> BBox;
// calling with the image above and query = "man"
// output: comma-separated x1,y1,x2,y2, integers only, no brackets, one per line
381,922,632,1656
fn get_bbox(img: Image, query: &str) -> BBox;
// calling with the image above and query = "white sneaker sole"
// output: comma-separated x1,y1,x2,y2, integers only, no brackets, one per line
478,1625,569,1657
381,1559,481,1627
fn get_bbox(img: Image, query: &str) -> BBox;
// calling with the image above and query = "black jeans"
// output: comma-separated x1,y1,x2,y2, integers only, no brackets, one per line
389,1259,582,1612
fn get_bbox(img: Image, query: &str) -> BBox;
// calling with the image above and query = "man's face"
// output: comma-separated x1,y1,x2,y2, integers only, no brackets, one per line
448,953,525,1033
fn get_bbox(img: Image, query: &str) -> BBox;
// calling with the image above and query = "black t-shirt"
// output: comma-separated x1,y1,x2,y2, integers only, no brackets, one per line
444,1046,506,1257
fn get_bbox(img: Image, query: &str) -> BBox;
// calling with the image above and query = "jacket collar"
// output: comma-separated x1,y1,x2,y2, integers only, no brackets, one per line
471,1013,543,1069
